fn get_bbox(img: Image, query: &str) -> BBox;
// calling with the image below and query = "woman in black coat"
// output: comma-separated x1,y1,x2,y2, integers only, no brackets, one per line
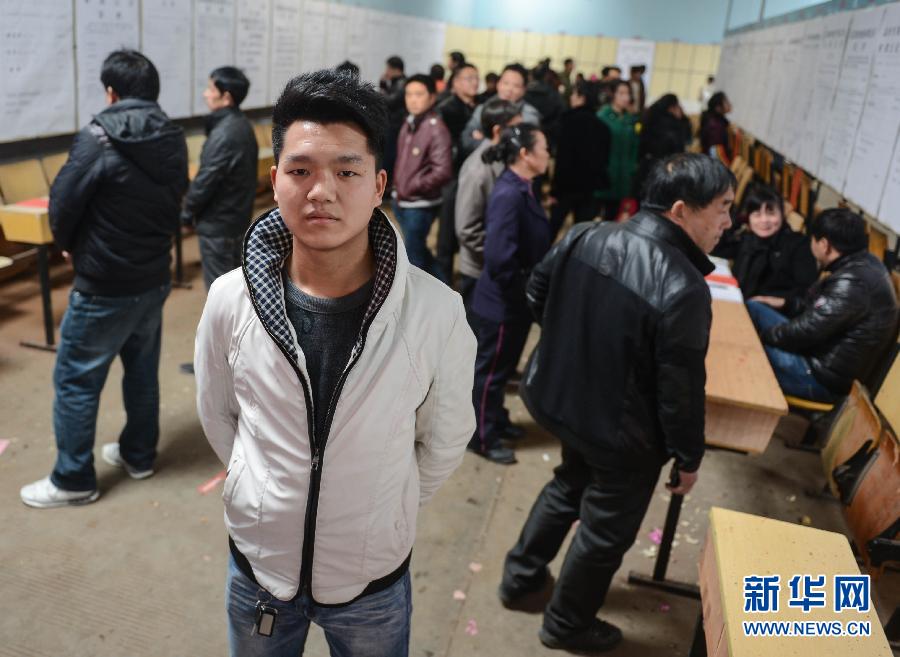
715,185,819,303
635,93,691,197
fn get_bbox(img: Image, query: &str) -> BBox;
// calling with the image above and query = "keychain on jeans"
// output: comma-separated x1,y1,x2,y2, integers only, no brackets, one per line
252,592,278,637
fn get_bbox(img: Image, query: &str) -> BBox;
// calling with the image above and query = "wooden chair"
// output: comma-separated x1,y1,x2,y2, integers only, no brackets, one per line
40,153,69,186
875,346,900,435
728,155,745,175
868,225,888,262
733,166,754,207
786,210,805,233
820,382,881,498
0,160,49,203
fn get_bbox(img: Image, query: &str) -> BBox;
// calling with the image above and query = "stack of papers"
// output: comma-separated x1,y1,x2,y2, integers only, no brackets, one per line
705,257,744,303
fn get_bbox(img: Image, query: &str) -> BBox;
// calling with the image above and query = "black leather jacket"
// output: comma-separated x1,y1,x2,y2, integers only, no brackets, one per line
521,211,714,473
184,106,258,238
49,99,188,296
765,250,898,394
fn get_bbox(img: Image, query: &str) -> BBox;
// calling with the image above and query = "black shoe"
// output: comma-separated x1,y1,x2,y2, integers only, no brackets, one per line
179,362,195,375
498,573,555,613
467,445,517,464
501,423,527,440
538,618,623,653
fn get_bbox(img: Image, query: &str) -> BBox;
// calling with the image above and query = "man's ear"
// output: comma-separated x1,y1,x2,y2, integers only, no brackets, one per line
373,169,387,207
270,165,278,204
669,199,686,221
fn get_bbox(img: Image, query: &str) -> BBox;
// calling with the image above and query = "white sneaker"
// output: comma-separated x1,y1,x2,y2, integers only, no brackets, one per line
20,477,99,508
101,443,154,480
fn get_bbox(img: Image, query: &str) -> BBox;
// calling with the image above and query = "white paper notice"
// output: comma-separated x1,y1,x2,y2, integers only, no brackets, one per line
616,38,655,90
766,23,805,153
141,0,192,119
268,0,301,105
194,0,235,116
75,0,139,126
0,1,76,141
844,4,900,216
345,6,370,81
325,3,349,68
816,7,883,191
235,0,271,109
877,143,900,234
299,0,327,73
780,19,822,164
797,13,851,175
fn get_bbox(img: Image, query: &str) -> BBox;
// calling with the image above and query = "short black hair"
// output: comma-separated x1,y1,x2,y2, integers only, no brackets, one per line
601,66,621,77
100,49,159,101
808,208,868,254
429,64,445,81
449,51,466,66
708,91,729,114
210,66,250,106
501,63,528,85
482,123,542,165
573,79,598,111
564,57,574,66
386,56,405,72
336,60,360,78
485,72,499,84
272,68,388,168
405,73,436,96
481,97,521,135
642,153,737,211
742,184,784,220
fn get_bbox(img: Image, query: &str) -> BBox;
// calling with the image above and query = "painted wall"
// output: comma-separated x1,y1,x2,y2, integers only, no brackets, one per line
334,0,475,25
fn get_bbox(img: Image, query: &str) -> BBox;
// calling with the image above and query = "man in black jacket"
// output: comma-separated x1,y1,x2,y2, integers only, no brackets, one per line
20,50,188,509
748,208,898,402
183,66,258,290
499,154,735,652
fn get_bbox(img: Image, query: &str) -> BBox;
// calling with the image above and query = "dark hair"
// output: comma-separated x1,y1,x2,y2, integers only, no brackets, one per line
707,75,715,84
449,51,466,67
532,64,549,82
430,64,445,81
100,49,159,101
210,66,250,106
480,98,521,136
808,208,868,254
642,93,679,124
607,79,633,104
448,63,477,93
501,63,528,86
742,184,784,221
642,153,737,211
336,60,360,78
485,72,499,84
708,91,729,115
482,122,542,165
572,79,598,111
272,68,388,167
405,73,436,96
564,58,574,66
601,66,621,77
386,56,404,72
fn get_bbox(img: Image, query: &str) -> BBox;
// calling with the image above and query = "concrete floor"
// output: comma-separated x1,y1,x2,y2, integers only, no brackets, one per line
0,217,897,656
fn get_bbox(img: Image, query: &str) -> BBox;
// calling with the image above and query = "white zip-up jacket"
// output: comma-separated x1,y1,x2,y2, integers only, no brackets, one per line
195,208,476,603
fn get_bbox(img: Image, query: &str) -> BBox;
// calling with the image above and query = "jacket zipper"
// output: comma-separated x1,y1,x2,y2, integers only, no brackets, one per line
241,255,385,601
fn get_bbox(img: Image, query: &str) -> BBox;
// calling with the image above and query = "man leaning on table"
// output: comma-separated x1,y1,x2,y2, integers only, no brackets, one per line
499,153,735,653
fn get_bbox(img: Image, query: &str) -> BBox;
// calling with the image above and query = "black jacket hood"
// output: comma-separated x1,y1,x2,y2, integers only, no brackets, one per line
93,98,187,186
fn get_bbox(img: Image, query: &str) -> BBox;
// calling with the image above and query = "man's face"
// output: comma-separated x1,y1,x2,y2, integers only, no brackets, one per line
271,121,386,253
564,61,574,74
203,78,230,112
497,70,525,102
810,236,830,268
609,69,621,80
404,81,434,116
673,189,735,254
453,67,479,100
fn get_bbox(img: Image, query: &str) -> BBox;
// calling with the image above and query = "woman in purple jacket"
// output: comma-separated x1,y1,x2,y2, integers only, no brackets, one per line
468,123,554,464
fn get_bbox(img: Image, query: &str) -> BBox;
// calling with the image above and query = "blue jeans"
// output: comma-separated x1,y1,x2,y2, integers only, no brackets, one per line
226,557,411,657
745,300,836,402
392,202,447,282
51,284,170,491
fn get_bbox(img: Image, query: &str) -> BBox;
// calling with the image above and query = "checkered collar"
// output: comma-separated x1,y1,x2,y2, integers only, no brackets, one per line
242,206,398,362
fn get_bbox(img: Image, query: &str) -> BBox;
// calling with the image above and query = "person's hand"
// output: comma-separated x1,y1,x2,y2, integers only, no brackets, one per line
666,467,698,496
471,129,484,141
547,196,558,206
750,295,785,309
61,250,71,263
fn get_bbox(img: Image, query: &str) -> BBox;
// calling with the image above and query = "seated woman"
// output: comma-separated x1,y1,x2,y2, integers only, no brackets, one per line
714,185,818,304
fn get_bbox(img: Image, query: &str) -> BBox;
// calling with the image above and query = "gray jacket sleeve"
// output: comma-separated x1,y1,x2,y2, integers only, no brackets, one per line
460,105,485,156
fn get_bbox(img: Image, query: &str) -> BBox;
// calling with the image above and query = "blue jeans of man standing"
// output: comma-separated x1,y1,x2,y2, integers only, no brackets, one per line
392,202,448,283
226,556,411,657
51,284,170,491
745,299,836,402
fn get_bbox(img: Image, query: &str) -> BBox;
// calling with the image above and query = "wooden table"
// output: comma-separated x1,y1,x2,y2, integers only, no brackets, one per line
629,297,789,597
696,507,891,657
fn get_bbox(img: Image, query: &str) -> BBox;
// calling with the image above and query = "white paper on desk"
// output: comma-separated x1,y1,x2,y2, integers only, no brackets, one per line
235,0,271,110
845,3,900,217
708,282,745,304
0,1,76,142
75,0,140,126
817,7,884,191
708,256,733,277
194,0,235,116
141,0,192,119
268,0,301,105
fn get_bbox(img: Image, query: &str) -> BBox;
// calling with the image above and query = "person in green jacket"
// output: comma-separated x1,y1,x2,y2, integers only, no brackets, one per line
596,80,638,221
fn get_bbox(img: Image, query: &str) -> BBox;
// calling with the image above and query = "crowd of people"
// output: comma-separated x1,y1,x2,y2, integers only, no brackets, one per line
14,45,898,657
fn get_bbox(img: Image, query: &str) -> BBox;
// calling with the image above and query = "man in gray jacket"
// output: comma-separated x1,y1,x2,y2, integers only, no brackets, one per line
182,66,258,290
455,98,522,311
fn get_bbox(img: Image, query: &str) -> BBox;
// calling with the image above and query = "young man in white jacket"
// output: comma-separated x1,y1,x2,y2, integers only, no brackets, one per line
194,69,476,657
